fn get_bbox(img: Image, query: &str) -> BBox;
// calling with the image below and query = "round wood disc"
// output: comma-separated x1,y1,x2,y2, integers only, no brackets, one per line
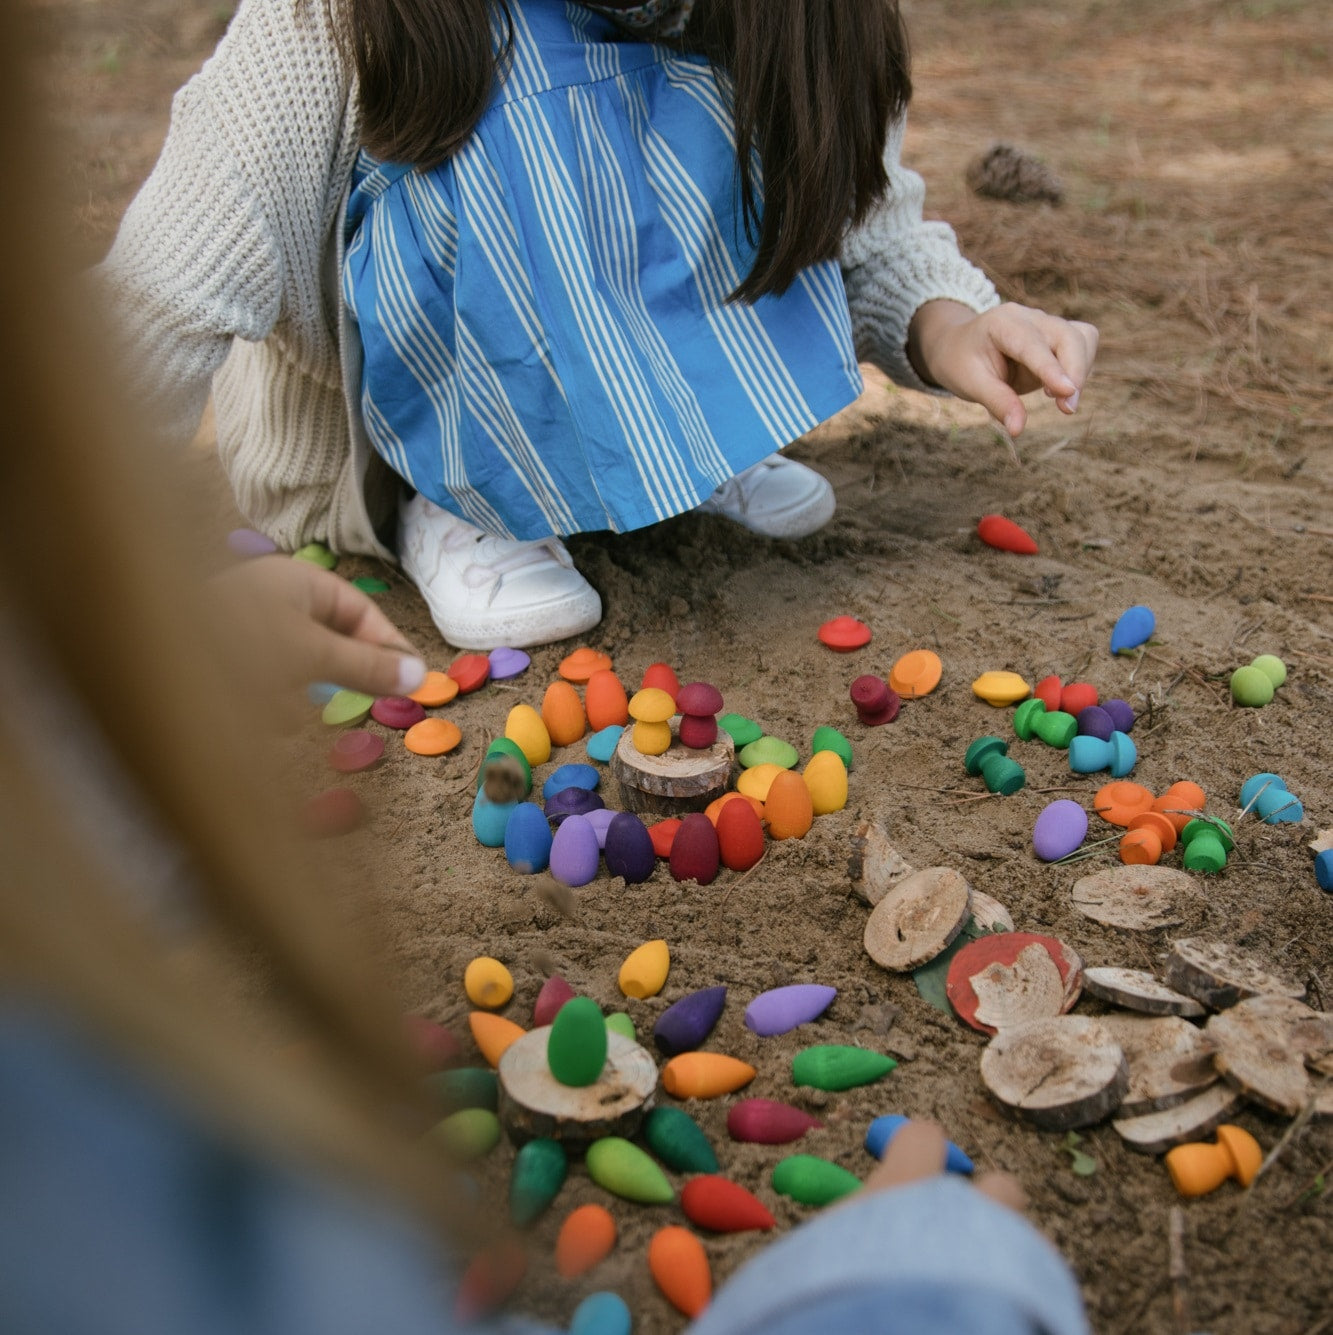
1206,995,1331,1116
611,721,735,816
1112,1082,1243,1154
1164,938,1305,1012
969,889,1015,933
498,1027,658,1146
864,866,972,971
980,1016,1128,1130
947,932,1084,1035
1070,865,1203,931
1083,967,1206,1018
848,820,916,908
1097,1014,1219,1116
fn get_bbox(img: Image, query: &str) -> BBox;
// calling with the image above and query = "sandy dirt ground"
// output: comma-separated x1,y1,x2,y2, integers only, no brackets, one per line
37,0,1333,1331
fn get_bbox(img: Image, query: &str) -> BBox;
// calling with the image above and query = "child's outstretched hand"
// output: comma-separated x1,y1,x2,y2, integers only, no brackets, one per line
908,299,1099,437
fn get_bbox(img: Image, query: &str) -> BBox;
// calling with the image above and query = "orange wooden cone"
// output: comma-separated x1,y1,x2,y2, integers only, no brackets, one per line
648,1225,711,1317
455,1235,527,1322
555,1203,617,1278
661,1052,756,1099
469,1011,526,1068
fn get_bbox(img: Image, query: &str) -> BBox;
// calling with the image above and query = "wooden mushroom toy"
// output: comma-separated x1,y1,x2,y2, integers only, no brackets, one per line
1165,1124,1262,1197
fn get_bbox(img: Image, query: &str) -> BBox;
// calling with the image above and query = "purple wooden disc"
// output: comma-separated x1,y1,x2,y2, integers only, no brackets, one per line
328,729,385,773
545,787,605,823
227,527,278,557
744,983,837,1037
653,985,727,1056
370,695,428,730
1032,799,1089,862
488,647,531,680
1075,705,1115,741
1101,698,1135,733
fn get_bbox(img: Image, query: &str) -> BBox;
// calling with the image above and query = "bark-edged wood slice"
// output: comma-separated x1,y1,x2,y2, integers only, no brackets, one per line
863,866,972,971
1112,1082,1242,1154
498,1026,658,1146
980,1016,1128,1130
1309,828,1333,855
1083,966,1206,1018
1164,938,1305,1012
970,889,1016,933
611,721,735,816
1097,1014,1218,1116
947,932,1084,1035
1206,995,1333,1116
1070,865,1203,931
848,820,916,907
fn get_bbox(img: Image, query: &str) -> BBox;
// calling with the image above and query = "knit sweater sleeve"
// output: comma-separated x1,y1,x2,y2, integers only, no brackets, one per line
840,118,999,391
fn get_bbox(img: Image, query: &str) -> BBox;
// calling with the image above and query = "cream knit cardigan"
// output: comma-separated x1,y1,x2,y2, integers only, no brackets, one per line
99,0,997,560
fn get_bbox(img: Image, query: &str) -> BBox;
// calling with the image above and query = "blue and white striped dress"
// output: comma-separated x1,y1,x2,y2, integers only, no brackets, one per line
343,0,863,541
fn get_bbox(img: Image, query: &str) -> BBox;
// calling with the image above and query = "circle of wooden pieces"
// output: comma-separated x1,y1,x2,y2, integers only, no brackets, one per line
1096,1014,1219,1116
848,820,917,908
1082,967,1205,1018
1205,995,1333,1117
1070,865,1203,932
863,866,972,971
980,1015,1128,1130
610,719,734,816
946,932,1083,1035
1163,938,1305,1011
497,1027,658,1146
1112,1083,1243,1155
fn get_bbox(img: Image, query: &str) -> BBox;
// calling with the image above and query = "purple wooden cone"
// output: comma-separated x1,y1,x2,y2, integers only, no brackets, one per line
652,985,727,1056
532,975,576,1027
726,1098,824,1145
744,984,837,1037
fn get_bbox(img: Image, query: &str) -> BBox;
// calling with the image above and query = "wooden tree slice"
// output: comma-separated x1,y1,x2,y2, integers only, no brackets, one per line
947,933,1084,1035
611,722,735,816
1097,1014,1218,1116
1309,828,1333,855
1112,1082,1242,1154
498,1027,658,1147
863,866,972,971
980,1016,1128,1130
970,890,1016,933
1083,967,1206,1018
1164,938,1305,1012
848,820,916,907
1206,995,1332,1116
1070,865,1203,931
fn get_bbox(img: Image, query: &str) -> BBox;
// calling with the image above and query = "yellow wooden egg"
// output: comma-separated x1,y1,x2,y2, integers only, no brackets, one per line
802,750,848,815
505,703,552,766
736,762,783,802
632,719,672,756
628,687,676,724
619,938,670,999
971,670,1032,707
464,956,514,1009
764,770,814,840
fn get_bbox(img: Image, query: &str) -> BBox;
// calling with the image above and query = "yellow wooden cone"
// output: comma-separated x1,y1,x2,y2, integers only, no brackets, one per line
619,939,670,999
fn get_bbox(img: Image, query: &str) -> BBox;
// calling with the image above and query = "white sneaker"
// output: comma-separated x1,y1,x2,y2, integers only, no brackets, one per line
398,494,602,650
697,454,835,539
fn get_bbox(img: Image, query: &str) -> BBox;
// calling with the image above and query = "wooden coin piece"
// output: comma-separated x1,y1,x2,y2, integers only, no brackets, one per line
969,889,1016,933
1112,1082,1243,1154
863,866,972,972
1206,995,1332,1116
848,820,916,907
1070,865,1202,931
498,1027,658,1147
1097,1014,1219,1116
1164,939,1305,1012
1082,967,1206,1018
610,720,734,816
980,1016,1128,1130
947,933,1083,1035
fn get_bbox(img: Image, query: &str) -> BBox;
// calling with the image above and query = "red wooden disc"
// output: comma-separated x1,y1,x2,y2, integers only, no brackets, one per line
648,818,682,858
818,615,872,652
977,514,1038,555
946,931,1083,1034
447,653,491,694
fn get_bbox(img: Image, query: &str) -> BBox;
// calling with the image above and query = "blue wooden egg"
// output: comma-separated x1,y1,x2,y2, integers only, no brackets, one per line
472,791,517,848
504,801,552,873
549,813,601,887
603,812,655,884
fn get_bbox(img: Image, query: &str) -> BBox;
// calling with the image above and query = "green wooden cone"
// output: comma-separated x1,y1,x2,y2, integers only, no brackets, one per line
605,1012,636,1041
586,1137,675,1204
772,1154,862,1207
642,1106,718,1174
433,1107,501,1161
548,996,608,1087
426,1066,498,1113
792,1044,896,1091
509,1138,568,1226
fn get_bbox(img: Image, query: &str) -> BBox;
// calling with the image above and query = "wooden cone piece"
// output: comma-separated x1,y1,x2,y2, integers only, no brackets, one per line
1070,865,1203,931
848,820,917,907
497,1027,657,1147
863,866,972,972
1112,1082,1243,1155
611,721,734,816
648,1226,712,1318
1097,1014,1219,1116
980,1015,1128,1130
1082,967,1205,1018
947,933,1083,1035
1164,938,1305,1012
1206,995,1333,1116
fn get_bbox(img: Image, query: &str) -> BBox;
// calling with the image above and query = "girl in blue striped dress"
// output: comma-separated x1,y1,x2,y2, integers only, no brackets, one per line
342,0,1098,649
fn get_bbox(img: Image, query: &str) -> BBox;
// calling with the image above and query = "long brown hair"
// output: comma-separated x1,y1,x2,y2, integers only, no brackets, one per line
343,0,911,301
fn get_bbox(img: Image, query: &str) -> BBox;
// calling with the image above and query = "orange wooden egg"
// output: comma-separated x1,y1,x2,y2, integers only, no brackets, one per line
640,661,680,701
555,1203,617,1277
661,1052,756,1099
764,770,813,840
468,1011,526,1067
584,669,630,731
715,798,765,872
648,1226,711,1318
541,680,586,746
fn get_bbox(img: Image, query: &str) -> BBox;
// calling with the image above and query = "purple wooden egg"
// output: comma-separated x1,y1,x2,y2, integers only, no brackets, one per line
726,1098,824,1145
533,974,576,1027
744,983,837,1038
653,985,727,1056
603,812,655,884
1075,705,1115,741
668,812,720,885
370,695,428,730
1032,799,1089,862
584,807,618,849
545,787,605,824
549,814,601,887
1102,698,1135,733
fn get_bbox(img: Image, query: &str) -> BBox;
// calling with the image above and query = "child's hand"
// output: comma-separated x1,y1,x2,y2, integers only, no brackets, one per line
907,300,1099,437
864,1119,1027,1214
211,555,426,701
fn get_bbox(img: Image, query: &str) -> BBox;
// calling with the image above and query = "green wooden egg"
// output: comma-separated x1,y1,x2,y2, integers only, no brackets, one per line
548,996,608,1087
810,725,853,770
605,1012,636,1041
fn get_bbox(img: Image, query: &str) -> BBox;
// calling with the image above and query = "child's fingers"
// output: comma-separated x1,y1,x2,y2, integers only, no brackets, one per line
301,621,426,697
302,566,419,656
990,310,1079,401
975,1171,1028,1214
863,1120,948,1194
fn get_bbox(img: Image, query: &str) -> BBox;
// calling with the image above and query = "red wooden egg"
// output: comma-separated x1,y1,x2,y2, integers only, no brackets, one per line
715,798,765,872
669,812,721,885
977,514,1038,554
680,1175,775,1232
